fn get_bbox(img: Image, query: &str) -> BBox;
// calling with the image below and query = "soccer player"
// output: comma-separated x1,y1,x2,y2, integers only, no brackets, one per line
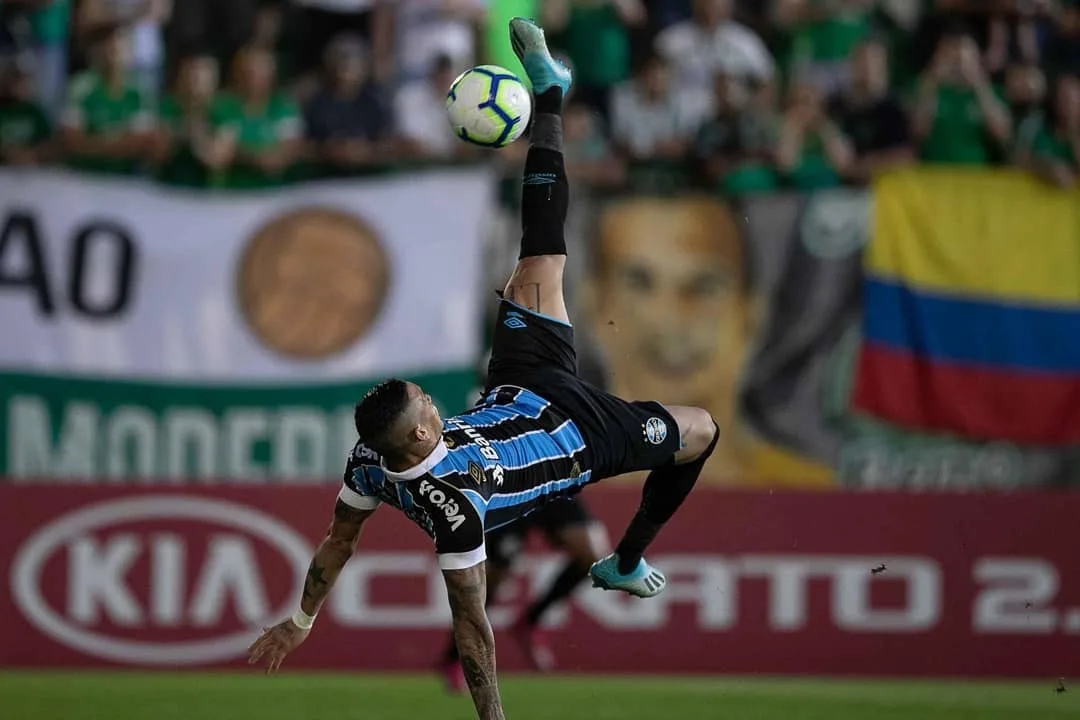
439,495,608,690
248,18,719,720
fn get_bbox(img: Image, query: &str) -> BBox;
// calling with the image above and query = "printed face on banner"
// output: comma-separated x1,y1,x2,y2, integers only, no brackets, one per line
587,197,831,487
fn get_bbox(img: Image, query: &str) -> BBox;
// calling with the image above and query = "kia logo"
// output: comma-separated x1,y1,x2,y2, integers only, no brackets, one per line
11,496,311,666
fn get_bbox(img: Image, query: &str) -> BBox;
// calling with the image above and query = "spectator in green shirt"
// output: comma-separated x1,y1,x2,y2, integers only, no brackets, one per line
60,27,155,176
912,29,1012,165
211,45,303,190
542,0,646,123
775,0,876,96
1023,74,1080,189
692,73,779,196
776,79,854,190
0,57,53,165
152,54,231,187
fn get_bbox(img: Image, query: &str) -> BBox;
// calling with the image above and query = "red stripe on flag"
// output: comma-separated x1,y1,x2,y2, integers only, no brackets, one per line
853,343,1080,444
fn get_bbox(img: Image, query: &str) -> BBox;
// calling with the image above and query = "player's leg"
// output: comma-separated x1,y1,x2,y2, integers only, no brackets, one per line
502,17,573,324
591,406,718,598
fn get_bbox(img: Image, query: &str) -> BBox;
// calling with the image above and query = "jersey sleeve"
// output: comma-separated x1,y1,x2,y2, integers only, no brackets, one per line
338,443,384,511
413,476,487,571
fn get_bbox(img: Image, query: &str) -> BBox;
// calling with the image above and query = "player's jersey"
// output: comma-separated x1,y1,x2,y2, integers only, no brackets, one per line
337,385,592,570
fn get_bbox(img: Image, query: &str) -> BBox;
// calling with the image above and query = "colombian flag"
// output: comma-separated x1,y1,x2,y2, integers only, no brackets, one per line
853,168,1080,445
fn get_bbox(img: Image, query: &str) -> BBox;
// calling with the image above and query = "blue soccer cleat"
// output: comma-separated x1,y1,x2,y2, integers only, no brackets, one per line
509,17,572,97
590,553,667,598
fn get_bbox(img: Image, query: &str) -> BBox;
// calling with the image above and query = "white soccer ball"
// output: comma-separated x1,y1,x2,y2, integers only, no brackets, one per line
446,65,532,148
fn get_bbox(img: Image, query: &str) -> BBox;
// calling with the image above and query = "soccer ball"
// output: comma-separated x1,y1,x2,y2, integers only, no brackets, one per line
446,65,531,148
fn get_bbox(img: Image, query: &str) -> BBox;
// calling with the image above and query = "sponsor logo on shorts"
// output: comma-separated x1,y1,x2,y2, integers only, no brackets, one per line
503,311,527,329
643,417,668,445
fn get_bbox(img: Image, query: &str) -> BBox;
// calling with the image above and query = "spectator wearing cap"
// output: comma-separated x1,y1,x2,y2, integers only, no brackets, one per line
61,26,156,176
912,28,1012,164
394,0,488,85
304,34,392,177
655,0,774,111
542,0,646,124
209,44,303,189
829,36,913,184
0,55,53,166
152,54,229,187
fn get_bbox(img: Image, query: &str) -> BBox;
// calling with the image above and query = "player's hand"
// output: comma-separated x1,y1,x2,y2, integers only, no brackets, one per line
247,619,310,674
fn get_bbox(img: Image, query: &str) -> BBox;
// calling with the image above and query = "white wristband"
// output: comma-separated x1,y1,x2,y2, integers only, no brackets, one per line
291,608,316,630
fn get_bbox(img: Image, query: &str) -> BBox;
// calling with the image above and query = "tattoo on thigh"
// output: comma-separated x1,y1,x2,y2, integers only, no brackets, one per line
506,282,541,312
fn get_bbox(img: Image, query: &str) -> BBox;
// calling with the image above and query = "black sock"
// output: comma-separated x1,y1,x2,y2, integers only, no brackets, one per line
519,145,568,258
534,88,563,116
524,560,589,626
615,427,719,575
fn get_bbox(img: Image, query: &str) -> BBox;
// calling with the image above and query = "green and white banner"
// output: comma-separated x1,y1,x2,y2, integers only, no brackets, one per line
0,168,492,481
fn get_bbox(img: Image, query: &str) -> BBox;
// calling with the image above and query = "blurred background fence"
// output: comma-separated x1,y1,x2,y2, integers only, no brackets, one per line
2,0,1080,678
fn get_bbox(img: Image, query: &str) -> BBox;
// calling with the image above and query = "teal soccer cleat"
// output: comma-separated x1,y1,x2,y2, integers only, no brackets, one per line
509,17,573,96
590,553,667,598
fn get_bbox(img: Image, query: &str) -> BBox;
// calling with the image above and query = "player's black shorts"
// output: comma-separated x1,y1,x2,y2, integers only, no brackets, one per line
486,495,593,568
485,299,681,480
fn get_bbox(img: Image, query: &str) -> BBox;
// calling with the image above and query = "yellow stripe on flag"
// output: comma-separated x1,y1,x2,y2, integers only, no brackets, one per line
867,168,1080,305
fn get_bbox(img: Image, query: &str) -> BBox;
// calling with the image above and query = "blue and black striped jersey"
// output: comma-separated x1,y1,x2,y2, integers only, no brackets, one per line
338,385,592,570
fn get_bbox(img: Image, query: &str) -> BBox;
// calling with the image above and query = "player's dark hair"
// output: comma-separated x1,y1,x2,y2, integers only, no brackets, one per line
353,378,412,459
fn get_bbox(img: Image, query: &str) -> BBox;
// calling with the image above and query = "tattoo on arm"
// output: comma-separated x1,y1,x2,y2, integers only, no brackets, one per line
505,282,541,313
445,564,504,720
299,499,372,615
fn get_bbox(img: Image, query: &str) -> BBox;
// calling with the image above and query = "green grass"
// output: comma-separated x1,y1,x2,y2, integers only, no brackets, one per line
2,672,1078,720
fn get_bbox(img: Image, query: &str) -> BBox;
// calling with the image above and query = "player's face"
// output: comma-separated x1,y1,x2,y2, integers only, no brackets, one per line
593,200,750,406
404,382,442,438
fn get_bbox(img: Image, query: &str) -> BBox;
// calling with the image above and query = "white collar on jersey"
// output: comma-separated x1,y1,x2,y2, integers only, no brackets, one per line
382,438,448,483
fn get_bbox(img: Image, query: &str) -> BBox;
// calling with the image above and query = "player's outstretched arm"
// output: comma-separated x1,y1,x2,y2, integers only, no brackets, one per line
248,500,374,673
444,563,505,720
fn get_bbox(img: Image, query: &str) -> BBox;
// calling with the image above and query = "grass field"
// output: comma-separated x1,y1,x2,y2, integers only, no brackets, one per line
3,673,1079,720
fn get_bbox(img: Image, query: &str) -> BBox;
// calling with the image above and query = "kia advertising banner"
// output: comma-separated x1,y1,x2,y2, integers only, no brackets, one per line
3,485,1078,676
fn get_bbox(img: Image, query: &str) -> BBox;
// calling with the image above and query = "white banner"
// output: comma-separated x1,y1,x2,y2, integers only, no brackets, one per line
0,168,490,381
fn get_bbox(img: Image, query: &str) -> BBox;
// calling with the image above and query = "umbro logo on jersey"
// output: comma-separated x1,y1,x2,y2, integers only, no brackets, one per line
468,462,484,485
504,311,527,329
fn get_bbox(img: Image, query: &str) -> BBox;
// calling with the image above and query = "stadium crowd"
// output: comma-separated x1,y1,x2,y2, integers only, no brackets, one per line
1,0,1079,192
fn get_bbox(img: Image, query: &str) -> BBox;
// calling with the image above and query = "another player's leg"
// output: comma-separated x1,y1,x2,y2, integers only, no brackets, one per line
512,505,608,670
591,406,718,598
502,17,573,322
